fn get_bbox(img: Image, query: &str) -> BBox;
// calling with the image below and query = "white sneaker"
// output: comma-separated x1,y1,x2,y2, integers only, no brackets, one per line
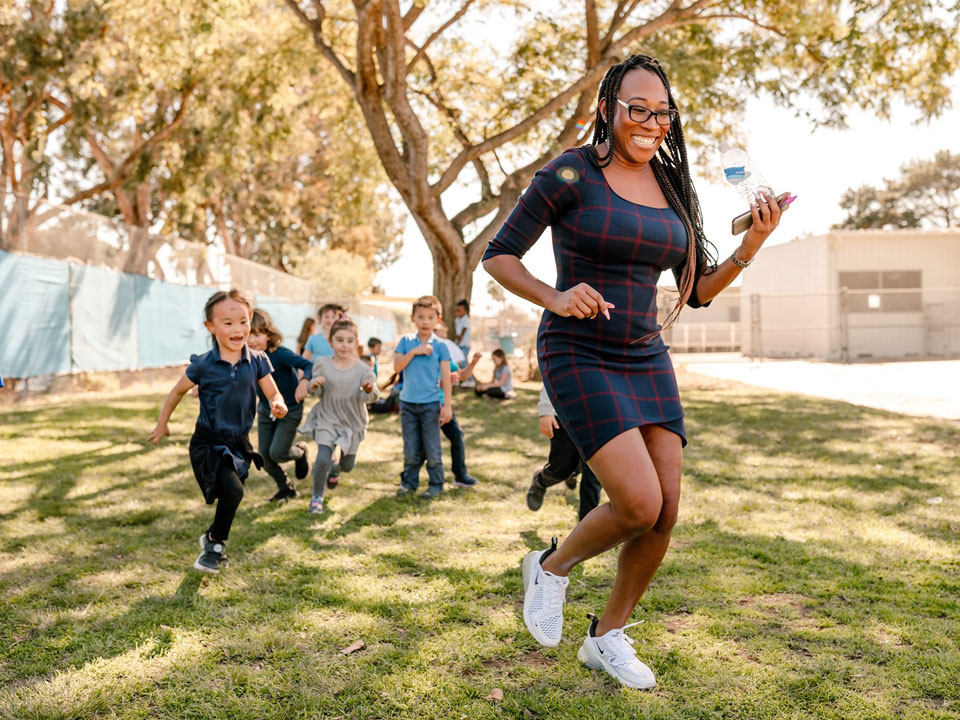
577,615,656,689
521,537,568,646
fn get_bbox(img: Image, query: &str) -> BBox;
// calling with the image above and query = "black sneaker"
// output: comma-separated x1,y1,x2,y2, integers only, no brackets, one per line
269,484,300,502
326,473,340,489
419,486,443,500
294,442,310,480
527,470,547,511
565,474,578,490
194,534,225,574
453,474,478,488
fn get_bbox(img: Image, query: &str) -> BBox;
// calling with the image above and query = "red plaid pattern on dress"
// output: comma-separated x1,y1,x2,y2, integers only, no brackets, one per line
483,147,711,458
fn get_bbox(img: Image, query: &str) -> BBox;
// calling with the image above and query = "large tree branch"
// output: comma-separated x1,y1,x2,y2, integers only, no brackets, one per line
62,83,195,207
433,0,720,195
405,0,476,75
283,0,356,87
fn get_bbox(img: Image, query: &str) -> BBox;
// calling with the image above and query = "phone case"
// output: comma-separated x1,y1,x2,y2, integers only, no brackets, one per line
731,191,791,234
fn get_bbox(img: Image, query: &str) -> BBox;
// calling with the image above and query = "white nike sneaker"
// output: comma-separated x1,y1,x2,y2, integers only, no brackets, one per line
577,614,656,689
521,537,569,646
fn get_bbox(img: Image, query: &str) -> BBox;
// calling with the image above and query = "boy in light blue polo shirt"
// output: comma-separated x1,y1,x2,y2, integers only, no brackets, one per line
393,295,452,499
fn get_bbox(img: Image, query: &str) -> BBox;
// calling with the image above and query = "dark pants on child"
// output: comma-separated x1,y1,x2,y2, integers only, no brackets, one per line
257,403,304,489
475,387,507,399
209,462,245,542
441,412,469,482
312,444,356,497
399,400,444,491
369,387,400,414
541,423,602,521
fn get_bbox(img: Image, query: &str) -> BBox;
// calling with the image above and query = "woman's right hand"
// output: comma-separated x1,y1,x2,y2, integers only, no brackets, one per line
549,283,614,320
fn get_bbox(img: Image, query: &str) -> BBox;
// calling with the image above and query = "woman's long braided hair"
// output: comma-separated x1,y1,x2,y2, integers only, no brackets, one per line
586,54,717,330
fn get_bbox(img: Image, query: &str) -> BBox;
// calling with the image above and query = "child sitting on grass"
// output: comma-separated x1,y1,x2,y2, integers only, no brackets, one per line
298,318,379,514
148,289,287,574
473,349,515,399
248,309,313,502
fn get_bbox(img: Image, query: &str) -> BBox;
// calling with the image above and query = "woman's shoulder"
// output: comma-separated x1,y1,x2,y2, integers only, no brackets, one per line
542,146,592,175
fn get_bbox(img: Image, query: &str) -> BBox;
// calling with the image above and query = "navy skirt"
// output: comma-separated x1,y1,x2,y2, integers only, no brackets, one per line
540,347,686,461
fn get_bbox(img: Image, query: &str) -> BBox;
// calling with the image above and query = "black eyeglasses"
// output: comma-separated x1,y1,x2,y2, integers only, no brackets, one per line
616,98,677,126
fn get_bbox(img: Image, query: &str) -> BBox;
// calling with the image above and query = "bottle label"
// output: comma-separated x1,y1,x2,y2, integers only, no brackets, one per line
723,166,749,185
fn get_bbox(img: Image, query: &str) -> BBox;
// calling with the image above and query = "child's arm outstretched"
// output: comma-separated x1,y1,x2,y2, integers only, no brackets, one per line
148,374,196,444
258,375,288,418
360,369,380,401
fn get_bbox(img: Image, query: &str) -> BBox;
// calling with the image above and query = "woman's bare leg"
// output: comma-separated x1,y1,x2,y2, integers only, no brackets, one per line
594,425,681,635
541,427,664,576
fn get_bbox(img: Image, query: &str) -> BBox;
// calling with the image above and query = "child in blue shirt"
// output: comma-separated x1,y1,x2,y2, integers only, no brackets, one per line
148,289,287,574
302,303,345,360
393,295,452,499
249,309,314,502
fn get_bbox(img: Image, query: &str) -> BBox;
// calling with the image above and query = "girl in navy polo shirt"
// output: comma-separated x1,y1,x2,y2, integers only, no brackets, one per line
249,309,314,502
148,289,288,574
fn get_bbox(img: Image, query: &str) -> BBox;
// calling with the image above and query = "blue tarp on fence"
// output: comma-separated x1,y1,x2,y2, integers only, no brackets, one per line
0,251,71,377
0,249,398,378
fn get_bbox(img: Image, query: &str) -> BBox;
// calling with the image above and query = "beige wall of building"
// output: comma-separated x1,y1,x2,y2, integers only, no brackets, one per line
738,230,960,361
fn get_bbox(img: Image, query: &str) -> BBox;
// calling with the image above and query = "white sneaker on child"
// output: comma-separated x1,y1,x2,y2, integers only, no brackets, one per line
308,496,324,514
577,614,656,689
521,537,568,646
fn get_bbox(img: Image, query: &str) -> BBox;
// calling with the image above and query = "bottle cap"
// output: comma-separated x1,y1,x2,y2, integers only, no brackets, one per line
718,141,732,152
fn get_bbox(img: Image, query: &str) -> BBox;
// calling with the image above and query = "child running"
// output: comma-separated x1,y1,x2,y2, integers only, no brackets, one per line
298,318,379,514
148,289,287,574
249,308,314,502
394,295,453,499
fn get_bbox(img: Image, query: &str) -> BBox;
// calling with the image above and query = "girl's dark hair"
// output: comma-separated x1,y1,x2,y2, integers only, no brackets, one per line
318,302,346,319
297,317,316,353
328,317,359,341
251,308,283,352
203,288,251,322
491,348,506,361
588,54,717,329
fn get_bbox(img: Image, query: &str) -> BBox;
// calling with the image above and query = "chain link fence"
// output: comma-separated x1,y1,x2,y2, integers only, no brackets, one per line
1,198,315,304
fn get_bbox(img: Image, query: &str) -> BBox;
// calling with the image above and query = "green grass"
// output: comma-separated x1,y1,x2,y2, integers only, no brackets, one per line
1,373,958,719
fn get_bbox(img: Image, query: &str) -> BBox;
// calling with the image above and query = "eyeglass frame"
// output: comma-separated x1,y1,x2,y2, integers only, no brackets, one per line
615,98,677,126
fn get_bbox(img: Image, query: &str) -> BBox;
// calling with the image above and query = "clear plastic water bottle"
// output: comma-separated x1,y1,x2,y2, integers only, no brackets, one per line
719,142,774,206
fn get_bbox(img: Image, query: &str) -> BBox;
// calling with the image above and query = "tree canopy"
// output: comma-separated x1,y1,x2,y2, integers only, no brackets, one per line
284,0,959,317
1,0,402,280
834,150,960,230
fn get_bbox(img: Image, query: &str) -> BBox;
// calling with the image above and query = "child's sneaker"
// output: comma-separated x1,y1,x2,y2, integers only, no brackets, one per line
526,470,547,511
194,534,226,574
453,474,478,488
308,496,324,514
577,614,656,689
419,486,443,500
269,483,299,502
396,485,415,497
326,473,340,489
565,474,578,490
521,537,568,646
294,442,310,480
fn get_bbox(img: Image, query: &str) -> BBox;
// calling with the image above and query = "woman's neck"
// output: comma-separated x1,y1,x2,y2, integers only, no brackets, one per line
595,141,652,172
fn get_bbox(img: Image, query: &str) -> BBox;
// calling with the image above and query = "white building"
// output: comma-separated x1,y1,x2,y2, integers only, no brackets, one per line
658,285,741,352
737,230,960,361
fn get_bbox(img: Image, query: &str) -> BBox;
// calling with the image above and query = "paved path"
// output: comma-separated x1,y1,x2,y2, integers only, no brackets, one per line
676,354,960,421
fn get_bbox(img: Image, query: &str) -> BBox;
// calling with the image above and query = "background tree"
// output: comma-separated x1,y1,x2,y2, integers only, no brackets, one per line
2,0,403,284
284,0,959,319
834,150,960,230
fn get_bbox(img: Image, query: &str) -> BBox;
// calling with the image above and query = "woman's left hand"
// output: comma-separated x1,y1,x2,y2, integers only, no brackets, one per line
740,191,785,259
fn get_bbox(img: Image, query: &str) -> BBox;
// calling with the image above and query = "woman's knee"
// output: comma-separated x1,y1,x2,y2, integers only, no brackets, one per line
612,497,662,536
653,497,679,534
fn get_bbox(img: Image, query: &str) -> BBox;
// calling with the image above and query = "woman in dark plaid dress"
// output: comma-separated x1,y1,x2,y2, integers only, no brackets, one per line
483,55,787,689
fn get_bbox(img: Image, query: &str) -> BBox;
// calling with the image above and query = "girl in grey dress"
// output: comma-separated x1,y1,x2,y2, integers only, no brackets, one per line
299,318,379,514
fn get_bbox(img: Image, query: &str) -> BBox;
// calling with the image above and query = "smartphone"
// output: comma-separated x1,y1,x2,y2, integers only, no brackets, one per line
731,191,791,235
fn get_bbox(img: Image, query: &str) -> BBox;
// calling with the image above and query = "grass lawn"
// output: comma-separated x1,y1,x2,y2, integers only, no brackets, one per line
1,369,958,719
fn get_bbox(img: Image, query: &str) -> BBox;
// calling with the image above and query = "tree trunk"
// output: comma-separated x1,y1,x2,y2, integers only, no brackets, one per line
433,251,473,328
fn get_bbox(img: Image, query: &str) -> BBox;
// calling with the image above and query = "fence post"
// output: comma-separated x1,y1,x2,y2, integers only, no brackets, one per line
749,294,761,359
839,286,849,363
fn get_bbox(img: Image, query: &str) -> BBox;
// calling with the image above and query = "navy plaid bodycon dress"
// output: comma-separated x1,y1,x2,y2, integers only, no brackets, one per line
483,146,711,459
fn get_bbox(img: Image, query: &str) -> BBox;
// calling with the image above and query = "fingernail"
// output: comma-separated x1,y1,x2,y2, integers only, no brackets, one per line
603,309,610,320
782,196,796,207
750,202,758,209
